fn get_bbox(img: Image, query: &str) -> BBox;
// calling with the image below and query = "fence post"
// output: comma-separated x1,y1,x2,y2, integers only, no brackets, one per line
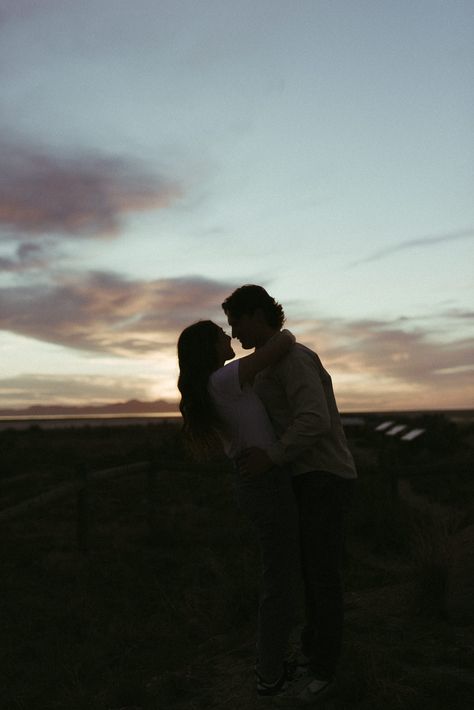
76,463,90,553
378,441,400,505
389,468,399,505
147,455,158,537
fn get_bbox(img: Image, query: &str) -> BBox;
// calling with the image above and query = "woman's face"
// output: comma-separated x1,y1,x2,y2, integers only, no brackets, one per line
216,328,235,363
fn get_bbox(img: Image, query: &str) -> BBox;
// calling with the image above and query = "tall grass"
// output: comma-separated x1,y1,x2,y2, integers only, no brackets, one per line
1,427,473,709
349,464,412,555
408,506,461,619
1,451,263,709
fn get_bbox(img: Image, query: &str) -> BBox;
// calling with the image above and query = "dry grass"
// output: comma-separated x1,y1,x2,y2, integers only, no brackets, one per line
1,425,474,709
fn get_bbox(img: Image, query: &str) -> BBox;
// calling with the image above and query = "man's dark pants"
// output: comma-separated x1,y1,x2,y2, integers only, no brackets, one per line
292,471,355,681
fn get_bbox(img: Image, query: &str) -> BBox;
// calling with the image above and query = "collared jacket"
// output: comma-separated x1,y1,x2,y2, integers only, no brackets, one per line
254,342,357,479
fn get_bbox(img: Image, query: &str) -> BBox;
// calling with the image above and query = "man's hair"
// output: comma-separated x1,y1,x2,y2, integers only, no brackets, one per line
222,284,285,329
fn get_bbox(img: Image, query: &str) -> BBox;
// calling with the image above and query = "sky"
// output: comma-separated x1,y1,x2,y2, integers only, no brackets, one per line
0,0,473,413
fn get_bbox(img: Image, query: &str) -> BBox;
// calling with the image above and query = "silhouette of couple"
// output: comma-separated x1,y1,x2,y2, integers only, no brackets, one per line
177,285,357,703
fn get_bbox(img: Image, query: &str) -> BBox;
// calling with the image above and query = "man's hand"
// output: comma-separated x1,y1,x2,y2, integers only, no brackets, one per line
238,447,273,475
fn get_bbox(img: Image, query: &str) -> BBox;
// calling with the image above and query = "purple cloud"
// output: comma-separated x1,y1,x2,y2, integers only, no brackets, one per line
0,0,56,26
280,311,474,411
296,315,473,385
0,242,48,272
1,271,472,410
0,140,181,238
0,272,237,355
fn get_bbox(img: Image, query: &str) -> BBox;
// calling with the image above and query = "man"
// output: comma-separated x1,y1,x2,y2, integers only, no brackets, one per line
222,284,357,704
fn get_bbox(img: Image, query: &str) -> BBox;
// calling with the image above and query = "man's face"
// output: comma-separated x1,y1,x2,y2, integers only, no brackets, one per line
226,312,260,350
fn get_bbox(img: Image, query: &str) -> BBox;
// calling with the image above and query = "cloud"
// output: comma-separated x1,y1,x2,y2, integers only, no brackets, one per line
1,270,472,410
0,373,157,408
0,0,56,26
297,314,473,382
441,308,474,321
0,139,181,239
0,272,237,356
291,313,474,410
0,242,48,272
1,268,472,410
352,228,474,266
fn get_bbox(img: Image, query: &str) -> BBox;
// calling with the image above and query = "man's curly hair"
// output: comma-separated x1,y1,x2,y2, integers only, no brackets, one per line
222,285,285,328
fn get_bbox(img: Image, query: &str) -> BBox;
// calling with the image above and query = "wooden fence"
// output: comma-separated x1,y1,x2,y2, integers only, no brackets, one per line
0,457,229,552
2,454,467,550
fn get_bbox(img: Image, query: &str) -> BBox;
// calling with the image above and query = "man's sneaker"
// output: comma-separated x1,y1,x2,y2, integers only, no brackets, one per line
295,675,335,704
255,668,289,697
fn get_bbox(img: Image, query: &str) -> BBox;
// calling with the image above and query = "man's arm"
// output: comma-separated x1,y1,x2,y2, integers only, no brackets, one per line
237,329,295,387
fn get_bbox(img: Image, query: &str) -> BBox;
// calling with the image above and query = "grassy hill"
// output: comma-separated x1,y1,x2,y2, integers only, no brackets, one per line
1,420,473,709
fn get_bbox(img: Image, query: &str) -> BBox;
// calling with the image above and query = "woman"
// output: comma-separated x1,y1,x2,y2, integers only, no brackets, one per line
177,320,300,697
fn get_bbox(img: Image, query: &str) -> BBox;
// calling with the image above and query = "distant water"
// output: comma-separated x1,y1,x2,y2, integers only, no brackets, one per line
0,413,182,431
0,409,471,432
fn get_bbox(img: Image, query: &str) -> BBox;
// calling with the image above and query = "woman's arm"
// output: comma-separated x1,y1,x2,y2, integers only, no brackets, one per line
237,329,295,386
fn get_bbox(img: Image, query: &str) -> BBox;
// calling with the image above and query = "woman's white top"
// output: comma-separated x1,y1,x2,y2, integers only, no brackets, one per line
208,359,276,459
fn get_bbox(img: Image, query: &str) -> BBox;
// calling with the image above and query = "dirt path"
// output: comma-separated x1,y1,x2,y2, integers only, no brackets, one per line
141,568,474,710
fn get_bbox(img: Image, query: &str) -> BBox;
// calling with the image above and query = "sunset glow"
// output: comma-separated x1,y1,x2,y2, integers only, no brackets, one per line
0,1,473,413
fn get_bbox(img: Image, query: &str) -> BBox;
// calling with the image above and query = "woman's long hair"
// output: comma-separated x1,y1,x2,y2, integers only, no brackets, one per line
177,320,223,459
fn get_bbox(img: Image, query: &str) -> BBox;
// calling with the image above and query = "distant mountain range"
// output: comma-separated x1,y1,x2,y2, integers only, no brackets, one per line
0,399,179,417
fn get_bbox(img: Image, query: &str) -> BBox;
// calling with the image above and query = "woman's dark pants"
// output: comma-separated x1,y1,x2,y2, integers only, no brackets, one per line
233,466,299,684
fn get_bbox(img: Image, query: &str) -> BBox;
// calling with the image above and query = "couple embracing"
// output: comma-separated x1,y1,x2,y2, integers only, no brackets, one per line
177,285,357,704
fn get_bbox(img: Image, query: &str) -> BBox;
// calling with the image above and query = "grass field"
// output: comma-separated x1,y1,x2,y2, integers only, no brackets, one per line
1,420,474,709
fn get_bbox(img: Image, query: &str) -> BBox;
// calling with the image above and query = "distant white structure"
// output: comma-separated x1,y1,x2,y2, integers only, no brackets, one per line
375,421,394,431
386,425,407,436
401,428,426,441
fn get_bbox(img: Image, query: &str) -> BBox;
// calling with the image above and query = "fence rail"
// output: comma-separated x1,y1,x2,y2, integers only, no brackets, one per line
0,456,230,551
0,461,148,524
2,454,462,549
